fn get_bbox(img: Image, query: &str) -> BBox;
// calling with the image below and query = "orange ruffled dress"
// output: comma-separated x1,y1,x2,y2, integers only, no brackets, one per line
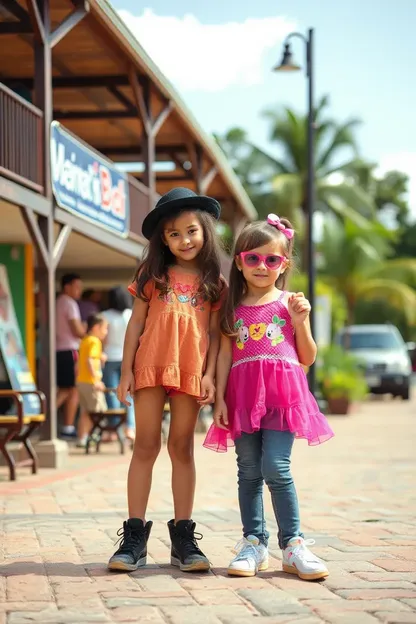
128,267,222,397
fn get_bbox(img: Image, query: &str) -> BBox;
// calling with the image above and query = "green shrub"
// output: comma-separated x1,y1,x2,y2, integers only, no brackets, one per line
317,344,368,401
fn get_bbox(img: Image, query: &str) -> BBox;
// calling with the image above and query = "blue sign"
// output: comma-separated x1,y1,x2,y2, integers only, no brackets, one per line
50,122,130,237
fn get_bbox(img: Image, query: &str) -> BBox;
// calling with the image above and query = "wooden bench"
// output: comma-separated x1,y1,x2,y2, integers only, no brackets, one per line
0,390,46,481
85,388,127,455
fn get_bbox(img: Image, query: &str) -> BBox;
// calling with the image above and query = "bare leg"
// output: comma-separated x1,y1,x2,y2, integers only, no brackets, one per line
128,386,165,519
57,388,69,410
64,387,79,427
77,409,92,439
168,394,200,522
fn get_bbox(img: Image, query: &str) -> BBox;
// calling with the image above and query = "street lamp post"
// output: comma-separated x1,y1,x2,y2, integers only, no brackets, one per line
274,28,316,394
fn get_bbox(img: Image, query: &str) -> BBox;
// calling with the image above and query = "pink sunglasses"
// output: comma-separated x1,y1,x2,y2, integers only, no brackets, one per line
239,251,286,270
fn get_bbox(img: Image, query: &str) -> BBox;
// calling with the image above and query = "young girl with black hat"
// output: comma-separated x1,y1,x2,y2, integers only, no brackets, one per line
108,187,226,573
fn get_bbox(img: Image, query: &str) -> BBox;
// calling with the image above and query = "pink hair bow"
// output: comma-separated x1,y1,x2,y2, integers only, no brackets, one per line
267,214,294,240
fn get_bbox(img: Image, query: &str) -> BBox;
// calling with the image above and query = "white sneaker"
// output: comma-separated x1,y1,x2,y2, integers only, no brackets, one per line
227,535,269,577
282,538,328,581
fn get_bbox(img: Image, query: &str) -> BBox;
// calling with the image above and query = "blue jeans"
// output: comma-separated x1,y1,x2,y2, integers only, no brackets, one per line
234,429,303,549
102,361,135,430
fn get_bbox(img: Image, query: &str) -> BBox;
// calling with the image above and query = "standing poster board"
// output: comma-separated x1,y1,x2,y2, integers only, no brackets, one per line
0,264,40,414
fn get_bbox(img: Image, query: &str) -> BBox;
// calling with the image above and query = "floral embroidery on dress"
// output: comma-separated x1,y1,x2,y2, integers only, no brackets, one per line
158,282,205,311
158,289,175,304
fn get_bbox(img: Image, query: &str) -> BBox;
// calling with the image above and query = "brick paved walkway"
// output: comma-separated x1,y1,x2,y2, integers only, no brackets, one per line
1,397,416,624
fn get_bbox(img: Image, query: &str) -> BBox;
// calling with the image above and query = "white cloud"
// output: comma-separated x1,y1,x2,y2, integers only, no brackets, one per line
375,152,416,220
118,8,296,92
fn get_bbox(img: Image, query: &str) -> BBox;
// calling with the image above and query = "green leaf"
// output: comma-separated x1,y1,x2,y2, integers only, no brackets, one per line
319,181,376,220
355,279,416,325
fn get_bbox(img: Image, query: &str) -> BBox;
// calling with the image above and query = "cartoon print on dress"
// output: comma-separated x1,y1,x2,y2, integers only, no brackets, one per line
249,323,266,341
235,318,249,350
266,315,286,346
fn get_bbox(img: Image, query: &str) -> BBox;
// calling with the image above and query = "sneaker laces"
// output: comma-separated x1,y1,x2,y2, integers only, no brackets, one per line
232,537,262,563
114,522,145,554
289,538,321,563
175,524,205,558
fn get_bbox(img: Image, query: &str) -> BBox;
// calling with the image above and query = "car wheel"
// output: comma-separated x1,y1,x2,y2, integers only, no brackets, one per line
401,386,410,400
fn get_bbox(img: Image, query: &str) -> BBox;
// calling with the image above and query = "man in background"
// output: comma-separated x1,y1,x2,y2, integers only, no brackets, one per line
56,273,85,439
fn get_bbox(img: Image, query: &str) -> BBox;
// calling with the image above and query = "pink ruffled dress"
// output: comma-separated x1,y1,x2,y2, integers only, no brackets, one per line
203,293,334,452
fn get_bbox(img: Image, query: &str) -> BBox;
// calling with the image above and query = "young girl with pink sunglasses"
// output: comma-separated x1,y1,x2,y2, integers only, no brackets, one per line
204,215,334,581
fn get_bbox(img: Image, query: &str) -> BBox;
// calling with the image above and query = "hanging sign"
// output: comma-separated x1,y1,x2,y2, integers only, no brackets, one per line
50,121,130,237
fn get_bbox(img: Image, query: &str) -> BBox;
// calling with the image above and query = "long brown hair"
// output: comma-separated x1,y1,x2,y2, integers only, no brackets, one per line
222,218,295,336
134,210,223,304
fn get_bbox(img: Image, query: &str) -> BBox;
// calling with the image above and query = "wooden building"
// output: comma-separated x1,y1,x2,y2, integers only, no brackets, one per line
0,0,256,464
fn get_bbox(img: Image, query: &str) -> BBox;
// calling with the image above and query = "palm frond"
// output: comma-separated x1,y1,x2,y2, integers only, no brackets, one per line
316,119,362,173
271,173,302,208
356,280,416,325
369,258,416,287
319,181,376,219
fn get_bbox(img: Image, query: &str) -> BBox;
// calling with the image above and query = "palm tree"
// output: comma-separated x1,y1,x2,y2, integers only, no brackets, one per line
320,217,416,326
215,96,376,267
343,160,410,227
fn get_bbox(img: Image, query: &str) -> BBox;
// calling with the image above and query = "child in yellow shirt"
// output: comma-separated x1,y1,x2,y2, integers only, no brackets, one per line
76,314,108,447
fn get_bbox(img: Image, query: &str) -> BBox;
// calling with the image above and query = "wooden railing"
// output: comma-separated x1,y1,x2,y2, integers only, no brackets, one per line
0,83,44,193
128,175,152,239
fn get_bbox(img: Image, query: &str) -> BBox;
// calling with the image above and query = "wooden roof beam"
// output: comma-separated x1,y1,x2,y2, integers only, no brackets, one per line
53,109,137,120
1,75,133,89
128,67,151,136
0,21,32,34
49,1,90,49
1,0,29,22
152,100,173,138
26,0,46,43
108,86,133,110
200,166,218,194
101,144,188,157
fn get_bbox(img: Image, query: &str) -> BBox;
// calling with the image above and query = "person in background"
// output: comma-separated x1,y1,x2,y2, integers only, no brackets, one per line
76,314,108,448
101,286,135,442
56,273,85,439
78,289,101,323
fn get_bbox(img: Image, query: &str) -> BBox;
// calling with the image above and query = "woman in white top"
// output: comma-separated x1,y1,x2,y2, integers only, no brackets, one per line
102,287,135,441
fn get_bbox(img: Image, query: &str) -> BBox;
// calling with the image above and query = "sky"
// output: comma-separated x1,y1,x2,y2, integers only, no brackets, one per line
112,0,416,215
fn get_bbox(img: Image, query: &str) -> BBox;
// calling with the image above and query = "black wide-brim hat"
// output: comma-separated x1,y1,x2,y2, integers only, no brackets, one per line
142,187,221,240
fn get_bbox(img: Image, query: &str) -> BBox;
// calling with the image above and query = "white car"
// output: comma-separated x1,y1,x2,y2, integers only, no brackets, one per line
336,324,412,400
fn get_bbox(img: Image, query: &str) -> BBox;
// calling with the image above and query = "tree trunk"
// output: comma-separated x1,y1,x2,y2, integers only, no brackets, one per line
347,298,355,326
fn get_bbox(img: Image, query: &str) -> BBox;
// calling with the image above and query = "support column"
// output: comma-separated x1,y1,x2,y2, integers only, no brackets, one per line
128,70,155,211
30,0,67,465
141,78,155,206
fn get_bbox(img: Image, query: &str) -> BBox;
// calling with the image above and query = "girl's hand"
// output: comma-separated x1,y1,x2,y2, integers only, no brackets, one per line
198,375,215,405
213,398,229,430
288,292,311,326
117,372,135,407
